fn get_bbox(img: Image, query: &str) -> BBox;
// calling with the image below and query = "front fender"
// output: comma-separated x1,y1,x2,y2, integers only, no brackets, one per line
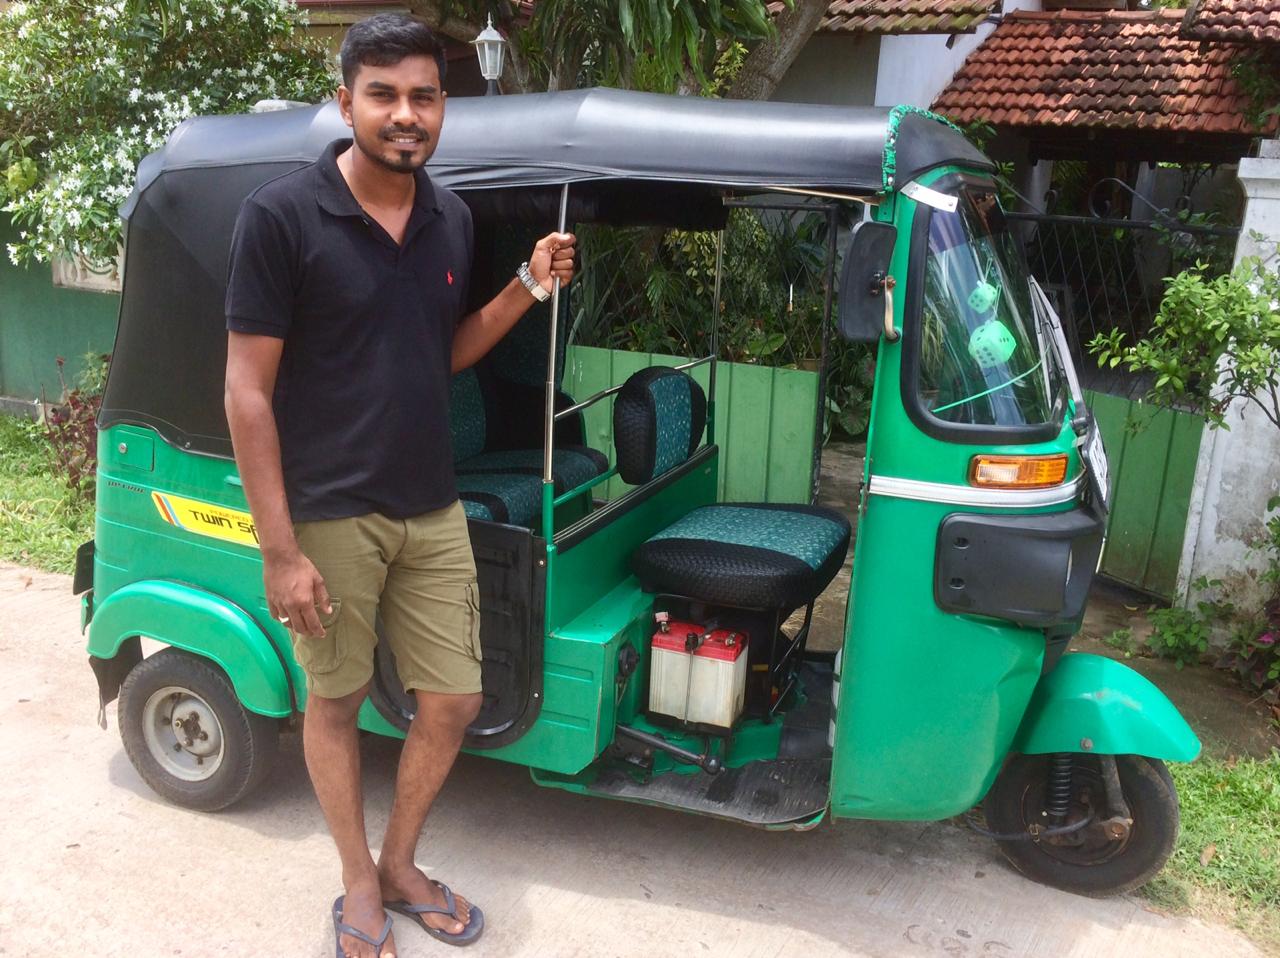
87,580,292,718
1012,653,1200,762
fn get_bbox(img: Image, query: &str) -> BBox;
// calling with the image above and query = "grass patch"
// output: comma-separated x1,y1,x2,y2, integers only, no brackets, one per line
0,414,93,574
1144,752,1280,953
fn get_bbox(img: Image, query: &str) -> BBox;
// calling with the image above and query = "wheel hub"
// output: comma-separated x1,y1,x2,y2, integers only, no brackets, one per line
141,685,226,782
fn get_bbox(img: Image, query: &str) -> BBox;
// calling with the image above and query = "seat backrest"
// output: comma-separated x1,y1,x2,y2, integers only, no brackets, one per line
450,369,488,462
613,367,707,485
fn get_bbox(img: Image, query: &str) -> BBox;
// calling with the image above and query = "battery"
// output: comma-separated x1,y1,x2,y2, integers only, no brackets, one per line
649,619,748,731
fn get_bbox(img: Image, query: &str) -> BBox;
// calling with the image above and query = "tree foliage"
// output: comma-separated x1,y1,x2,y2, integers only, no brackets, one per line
409,0,806,97
1089,255,1280,432
0,0,333,265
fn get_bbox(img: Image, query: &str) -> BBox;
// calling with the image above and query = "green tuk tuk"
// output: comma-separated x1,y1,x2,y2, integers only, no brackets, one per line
78,88,1200,897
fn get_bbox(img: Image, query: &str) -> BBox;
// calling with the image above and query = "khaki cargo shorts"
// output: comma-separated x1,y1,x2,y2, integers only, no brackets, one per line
288,500,482,699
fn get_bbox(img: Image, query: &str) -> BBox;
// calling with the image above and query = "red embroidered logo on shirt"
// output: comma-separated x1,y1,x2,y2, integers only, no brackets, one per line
447,270,454,285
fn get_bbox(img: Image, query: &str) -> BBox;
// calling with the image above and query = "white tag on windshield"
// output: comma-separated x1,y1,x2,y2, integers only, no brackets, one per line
903,181,959,213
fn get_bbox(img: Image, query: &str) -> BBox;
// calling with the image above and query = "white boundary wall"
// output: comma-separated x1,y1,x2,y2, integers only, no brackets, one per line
1177,139,1280,610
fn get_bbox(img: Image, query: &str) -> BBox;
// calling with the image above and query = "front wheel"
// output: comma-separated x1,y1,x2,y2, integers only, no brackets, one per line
118,648,279,811
983,753,1179,897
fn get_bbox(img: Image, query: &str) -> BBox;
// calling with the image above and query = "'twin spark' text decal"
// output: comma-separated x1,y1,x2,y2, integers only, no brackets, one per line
152,492,259,548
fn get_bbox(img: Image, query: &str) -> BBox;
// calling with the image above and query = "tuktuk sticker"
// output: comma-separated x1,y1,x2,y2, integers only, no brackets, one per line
152,492,259,548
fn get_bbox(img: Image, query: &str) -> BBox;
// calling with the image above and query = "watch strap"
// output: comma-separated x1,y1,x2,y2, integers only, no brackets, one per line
517,262,551,302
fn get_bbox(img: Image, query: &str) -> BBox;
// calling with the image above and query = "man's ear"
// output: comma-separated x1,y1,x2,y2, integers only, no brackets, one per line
337,85,354,127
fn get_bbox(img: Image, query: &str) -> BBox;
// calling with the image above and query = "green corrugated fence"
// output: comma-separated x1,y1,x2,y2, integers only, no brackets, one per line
1087,390,1204,600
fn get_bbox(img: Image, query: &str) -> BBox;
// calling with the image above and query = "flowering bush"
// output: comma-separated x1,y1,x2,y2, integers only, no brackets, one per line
0,0,334,266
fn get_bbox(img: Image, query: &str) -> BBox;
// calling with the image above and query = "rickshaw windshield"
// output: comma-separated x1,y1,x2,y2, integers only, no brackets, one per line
917,187,1062,428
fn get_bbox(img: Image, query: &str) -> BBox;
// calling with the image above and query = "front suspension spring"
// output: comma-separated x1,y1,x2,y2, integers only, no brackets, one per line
1045,752,1074,823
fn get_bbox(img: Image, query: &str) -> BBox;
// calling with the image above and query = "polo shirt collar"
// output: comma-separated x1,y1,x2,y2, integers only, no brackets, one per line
314,138,443,219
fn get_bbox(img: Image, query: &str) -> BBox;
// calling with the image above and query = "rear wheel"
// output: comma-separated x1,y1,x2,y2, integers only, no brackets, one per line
983,753,1179,897
118,648,279,811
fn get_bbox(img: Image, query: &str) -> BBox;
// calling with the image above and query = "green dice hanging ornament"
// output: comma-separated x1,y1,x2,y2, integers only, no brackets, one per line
969,320,1017,369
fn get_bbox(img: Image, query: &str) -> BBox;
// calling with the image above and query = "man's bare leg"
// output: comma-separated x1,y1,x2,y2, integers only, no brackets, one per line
377,689,483,935
304,682,396,958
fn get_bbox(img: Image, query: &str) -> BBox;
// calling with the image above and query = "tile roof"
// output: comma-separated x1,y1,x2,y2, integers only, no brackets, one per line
931,9,1277,136
767,0,999,36
1182,0,1280,44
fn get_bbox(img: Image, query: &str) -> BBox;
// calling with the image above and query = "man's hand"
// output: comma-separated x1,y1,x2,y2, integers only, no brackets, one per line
528,232,576,293
265,548,332,637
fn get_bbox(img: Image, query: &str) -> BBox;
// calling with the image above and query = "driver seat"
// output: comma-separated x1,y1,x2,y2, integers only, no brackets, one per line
616,367,850,612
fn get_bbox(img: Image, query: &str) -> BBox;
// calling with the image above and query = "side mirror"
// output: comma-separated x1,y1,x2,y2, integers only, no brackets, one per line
837,222,898,343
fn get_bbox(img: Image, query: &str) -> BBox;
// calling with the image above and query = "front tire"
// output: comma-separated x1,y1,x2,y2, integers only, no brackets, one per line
984,753,1179,897
118,648,279,811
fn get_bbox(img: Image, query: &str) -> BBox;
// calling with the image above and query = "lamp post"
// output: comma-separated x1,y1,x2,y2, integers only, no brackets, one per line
472,14,506,96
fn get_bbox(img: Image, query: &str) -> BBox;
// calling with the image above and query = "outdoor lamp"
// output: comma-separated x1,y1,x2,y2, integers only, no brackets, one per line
472,14,506,96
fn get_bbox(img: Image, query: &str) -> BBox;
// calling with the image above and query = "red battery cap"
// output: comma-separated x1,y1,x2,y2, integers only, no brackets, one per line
694,628,746,662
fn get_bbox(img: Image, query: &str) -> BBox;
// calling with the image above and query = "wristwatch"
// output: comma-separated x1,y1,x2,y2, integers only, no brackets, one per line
517,262,551,303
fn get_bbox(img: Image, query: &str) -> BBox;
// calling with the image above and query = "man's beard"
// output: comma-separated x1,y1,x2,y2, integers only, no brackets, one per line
354,124,431,173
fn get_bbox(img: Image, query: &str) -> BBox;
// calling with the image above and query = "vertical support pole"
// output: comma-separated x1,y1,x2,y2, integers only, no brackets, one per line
708,230,724,447
810,207,838,505
542,184,571,539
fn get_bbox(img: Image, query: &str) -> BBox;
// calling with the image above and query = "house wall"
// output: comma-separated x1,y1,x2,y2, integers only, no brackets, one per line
770,33,880,106
873,0,1042,109
0,221,119,409
1178,138,1280,612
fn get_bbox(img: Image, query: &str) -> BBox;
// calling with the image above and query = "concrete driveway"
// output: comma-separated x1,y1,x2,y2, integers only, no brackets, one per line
0,562,1262,958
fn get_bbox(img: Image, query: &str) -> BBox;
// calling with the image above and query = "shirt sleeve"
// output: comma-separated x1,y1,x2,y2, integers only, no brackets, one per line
225,197,296,338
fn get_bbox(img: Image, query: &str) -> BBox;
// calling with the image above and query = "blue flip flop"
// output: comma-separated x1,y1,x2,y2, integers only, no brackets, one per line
332,896,394,957
384,880,485,947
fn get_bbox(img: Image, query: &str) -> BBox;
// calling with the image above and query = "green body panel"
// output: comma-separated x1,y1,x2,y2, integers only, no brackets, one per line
1087,390,1204,599
830,495,1048,820
481,580,648,772
1012,653,1202,761
91,425,306,706
87,578,291,717
830,165,1089,821
0,220,119,401
479,455,718,772
564,346,817,504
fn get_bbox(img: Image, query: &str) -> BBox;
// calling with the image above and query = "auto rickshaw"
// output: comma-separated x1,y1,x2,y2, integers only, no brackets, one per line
77,88,1200,897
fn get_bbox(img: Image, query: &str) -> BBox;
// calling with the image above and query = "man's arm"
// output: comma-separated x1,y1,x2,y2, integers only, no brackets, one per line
224,332,330,637
452,231,576,373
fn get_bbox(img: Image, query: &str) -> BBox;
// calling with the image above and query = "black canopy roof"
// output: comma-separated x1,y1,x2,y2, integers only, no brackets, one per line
129,87,990,202
104,88,993,457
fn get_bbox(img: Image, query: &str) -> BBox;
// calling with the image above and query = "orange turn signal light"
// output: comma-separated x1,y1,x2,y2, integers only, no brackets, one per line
968,454,1069,489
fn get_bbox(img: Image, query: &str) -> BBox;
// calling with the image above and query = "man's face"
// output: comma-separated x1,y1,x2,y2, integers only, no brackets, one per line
338,55,445,174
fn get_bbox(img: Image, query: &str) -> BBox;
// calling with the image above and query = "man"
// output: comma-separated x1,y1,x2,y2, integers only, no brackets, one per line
223,15,574,958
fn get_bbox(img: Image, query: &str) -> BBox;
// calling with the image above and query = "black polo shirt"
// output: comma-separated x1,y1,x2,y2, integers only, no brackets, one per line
225,138,474,522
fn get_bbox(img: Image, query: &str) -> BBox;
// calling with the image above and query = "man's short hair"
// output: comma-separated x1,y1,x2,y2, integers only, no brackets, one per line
340,14,448,88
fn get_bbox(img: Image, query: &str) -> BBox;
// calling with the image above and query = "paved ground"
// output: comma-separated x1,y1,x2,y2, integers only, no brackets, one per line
0,561,1264,958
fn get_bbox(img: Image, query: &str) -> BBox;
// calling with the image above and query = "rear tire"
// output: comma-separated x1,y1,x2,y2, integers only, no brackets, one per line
118,648,279,811
983,753,1178,897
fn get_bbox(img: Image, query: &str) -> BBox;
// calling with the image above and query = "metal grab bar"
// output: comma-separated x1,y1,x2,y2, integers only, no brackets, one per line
553,353,716,422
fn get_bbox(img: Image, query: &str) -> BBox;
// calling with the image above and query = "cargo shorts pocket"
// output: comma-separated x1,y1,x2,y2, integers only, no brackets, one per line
292,597,346,675
465,584,483,664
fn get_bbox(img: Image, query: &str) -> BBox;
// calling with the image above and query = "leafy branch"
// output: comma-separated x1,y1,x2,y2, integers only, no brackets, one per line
1089,255,1280,432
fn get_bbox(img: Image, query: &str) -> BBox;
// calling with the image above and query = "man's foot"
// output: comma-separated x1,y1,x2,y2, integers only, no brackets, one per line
379,863,472,936
337,880,397,958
